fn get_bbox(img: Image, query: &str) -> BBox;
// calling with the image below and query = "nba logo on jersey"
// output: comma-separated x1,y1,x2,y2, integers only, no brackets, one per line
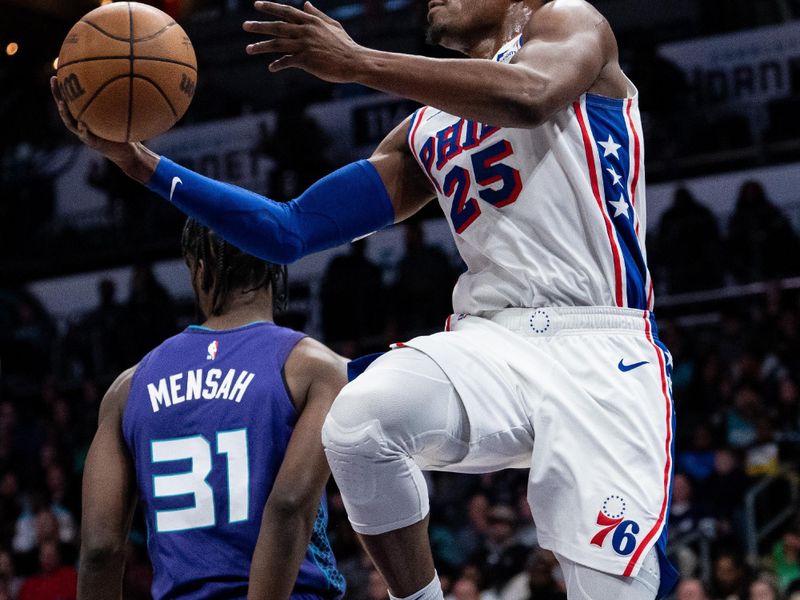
207,340,219,360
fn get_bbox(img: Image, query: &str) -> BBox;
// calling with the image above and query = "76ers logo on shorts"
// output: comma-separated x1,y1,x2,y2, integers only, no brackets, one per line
590,495,640,556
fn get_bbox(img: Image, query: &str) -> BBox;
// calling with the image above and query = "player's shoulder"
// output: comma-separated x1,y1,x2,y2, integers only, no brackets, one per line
99,364,139,419
283,337,348,411
286,337,347,378
524,0,611,40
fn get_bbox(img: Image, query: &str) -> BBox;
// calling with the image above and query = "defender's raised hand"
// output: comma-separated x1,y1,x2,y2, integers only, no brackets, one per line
243,1,363,83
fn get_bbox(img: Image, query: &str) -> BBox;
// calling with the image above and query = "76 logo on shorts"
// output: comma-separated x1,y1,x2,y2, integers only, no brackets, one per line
590,495,640,556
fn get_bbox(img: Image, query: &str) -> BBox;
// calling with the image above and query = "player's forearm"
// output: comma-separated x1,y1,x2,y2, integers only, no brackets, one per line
353,49,546,128
145,157,394,264
248,503,317,600
78,548,125,600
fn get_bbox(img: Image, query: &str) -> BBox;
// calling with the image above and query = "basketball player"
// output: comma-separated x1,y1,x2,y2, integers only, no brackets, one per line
52,0,678,598
77,218,346,600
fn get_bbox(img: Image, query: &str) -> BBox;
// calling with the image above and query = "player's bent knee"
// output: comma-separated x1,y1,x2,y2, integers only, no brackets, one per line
322,411,430,535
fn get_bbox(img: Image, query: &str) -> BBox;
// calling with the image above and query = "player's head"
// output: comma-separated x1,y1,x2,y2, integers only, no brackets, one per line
426,0,538,53
180,218,288,318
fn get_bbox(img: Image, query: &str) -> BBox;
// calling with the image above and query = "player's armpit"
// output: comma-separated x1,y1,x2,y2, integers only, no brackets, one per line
78,366,138,600
247,339,347,600
369,115,436,223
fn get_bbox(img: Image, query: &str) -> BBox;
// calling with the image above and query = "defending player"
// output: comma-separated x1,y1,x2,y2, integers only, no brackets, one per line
77,218,346,600
53,0,678,598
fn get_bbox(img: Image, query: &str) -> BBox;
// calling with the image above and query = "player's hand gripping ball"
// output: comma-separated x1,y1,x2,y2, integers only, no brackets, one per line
56,1,197,143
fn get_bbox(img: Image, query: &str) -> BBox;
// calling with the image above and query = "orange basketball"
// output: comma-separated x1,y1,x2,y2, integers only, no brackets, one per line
56,2,197,143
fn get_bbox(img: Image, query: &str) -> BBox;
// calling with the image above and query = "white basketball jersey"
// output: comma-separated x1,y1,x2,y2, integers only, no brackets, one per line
407,36,653,315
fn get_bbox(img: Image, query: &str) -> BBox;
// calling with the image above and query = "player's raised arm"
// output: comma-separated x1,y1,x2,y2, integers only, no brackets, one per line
78,367,138,600
248,339,348,600
51,75,435,264
244,0,614,128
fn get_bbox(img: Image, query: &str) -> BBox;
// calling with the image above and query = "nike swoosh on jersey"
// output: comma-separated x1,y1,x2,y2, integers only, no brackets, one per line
170,176,183,202
618,359,649,372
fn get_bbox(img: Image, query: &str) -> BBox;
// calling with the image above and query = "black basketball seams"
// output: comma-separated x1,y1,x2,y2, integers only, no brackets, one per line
79,14,177,44
75,74,130,120
126,2,134,142
133,75,178,117
57,56,196,72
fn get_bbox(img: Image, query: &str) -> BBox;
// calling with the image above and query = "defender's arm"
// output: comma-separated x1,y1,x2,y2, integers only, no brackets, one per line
247,338,348,600
78,367,138,600
245,1,612,128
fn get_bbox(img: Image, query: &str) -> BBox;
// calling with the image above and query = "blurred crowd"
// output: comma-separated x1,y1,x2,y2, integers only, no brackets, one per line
2,182,800,599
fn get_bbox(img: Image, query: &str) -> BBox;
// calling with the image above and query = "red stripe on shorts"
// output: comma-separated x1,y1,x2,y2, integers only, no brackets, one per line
624,313,673,576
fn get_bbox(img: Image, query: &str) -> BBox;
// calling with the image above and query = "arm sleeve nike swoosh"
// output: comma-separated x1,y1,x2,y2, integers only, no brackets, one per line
147,157,395,264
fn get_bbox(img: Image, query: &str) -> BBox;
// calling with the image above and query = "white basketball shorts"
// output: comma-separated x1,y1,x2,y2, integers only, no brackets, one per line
395,307,676,585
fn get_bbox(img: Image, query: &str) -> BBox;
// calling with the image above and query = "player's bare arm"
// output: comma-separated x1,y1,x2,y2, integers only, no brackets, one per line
78,366,138,600
369,115,437,221
244,0,622,127
248,338,348,600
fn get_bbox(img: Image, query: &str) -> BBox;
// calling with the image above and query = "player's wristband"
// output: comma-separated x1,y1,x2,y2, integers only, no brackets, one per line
146,157,395,264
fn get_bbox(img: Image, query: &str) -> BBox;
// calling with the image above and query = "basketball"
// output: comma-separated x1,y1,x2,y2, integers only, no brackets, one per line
56,2,197,143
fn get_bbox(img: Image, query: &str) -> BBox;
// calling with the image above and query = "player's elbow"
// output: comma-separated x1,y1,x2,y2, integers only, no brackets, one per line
265,488,318,522
504,77,552,128
80,538,125,567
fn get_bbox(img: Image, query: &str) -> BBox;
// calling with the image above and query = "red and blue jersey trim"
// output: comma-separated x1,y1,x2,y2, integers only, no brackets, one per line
574,95,651,310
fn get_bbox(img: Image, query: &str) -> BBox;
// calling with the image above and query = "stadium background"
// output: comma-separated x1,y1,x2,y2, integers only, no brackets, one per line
2,0,800,598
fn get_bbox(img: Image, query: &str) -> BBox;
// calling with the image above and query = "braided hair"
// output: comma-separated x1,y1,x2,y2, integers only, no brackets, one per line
181,218,288,316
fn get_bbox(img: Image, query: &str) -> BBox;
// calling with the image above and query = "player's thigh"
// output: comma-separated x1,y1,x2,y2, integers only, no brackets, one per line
325,348,470,467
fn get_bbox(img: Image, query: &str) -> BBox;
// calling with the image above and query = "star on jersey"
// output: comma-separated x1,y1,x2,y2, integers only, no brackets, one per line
609,194,629,218
606,167,623,187
598,134,622,160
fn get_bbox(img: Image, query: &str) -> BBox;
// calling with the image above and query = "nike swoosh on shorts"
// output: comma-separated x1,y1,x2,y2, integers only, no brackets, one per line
618,359,649,372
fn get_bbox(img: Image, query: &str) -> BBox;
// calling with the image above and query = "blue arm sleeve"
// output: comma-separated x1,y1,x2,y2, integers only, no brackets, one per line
146,157,395,264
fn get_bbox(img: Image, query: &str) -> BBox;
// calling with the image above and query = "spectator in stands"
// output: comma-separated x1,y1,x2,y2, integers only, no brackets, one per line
67,278,128,378
469,505,529,594
728,181,800,284
455,493,492,562
676,578,710,600
697,449,750,540
770,516,800,591
391,220,458,338
656,187,723,293
257,105,332,201
726,385,761,449
446,576,481,600
744,416,779,477
320,239,387,355
678,424,717,482
0,549,21,600
669,473,716,541
711,551,749,600
775,376,800,435
750,575,782,600
127,264,177,360
0,473,20,548
17,540,76,600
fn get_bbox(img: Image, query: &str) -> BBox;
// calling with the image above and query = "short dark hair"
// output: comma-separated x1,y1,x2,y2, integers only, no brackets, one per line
181,218,288,316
